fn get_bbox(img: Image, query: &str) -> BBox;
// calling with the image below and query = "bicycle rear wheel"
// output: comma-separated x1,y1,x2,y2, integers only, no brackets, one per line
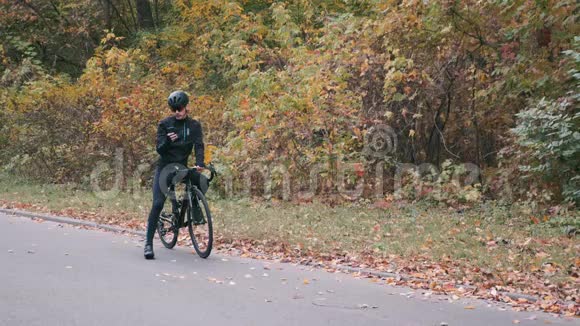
187,187,213,258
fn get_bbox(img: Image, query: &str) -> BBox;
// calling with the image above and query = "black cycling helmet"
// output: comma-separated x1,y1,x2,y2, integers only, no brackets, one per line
167,90,189,110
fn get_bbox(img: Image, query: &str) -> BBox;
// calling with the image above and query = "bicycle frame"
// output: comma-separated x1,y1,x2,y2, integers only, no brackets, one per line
168,165,216,228
174,180,198,228
158,165,215,257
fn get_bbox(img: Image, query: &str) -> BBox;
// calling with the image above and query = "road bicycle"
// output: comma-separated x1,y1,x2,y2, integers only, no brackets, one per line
157,165,216,258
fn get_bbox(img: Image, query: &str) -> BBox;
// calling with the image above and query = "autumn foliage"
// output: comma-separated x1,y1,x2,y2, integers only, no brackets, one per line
0,0,578,207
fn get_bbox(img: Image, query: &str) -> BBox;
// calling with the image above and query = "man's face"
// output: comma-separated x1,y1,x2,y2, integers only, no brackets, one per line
174,105,187,120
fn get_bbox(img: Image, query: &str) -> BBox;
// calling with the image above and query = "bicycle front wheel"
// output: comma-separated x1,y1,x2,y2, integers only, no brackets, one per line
187,187,213,258
157,211,179,249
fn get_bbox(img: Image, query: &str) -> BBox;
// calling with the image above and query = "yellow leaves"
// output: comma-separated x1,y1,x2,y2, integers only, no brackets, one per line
193,68,204,79
222,1,243,21
104,48,128,66
353,127,362,139
100,31,125,45
204,144,217,165
390,70,404,82
160,62,189,76
360,58,370,76
477,71,488,83
406,70,419,81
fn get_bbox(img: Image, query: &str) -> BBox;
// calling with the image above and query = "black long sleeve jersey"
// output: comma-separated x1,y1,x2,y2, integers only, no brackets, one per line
156,116,205,167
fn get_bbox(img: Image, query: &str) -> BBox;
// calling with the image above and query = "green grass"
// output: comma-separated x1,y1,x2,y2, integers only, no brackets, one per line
1,172,578,287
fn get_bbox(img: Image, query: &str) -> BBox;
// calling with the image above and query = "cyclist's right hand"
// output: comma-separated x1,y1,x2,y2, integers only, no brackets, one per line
167,132,178,142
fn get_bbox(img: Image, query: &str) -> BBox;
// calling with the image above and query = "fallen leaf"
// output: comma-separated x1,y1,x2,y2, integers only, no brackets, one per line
464,306,476,310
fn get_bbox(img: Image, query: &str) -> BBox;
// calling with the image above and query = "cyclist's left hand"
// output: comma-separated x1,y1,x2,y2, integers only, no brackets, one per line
193,165,205,172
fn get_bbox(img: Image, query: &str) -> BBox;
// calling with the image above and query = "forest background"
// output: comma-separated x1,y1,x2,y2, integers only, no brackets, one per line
1,0,578,206
0,0,579,314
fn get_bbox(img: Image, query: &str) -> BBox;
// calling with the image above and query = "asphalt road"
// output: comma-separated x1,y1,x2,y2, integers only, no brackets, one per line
0,212,576,326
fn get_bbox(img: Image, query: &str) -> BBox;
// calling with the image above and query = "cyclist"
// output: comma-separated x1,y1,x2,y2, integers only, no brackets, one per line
144,90,206,260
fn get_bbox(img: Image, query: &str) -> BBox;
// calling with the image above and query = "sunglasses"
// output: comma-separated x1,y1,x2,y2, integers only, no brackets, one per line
172,106,186,112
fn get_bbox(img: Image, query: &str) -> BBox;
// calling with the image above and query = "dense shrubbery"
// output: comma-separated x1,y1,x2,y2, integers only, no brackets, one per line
510,38,580,205
0,0,578,207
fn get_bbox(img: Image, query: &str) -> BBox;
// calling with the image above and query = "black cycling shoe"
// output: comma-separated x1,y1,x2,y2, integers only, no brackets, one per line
144,244,154,260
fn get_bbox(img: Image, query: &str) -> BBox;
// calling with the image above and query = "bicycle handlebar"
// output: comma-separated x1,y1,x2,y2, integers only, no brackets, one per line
172,164,217,182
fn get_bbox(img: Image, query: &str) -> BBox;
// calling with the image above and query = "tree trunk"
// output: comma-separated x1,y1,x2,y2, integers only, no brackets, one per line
154,0,159,28
135,0,154,30
100,0,112,30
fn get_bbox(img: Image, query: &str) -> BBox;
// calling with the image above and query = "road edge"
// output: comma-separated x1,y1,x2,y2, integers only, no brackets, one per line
0,207,145,237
